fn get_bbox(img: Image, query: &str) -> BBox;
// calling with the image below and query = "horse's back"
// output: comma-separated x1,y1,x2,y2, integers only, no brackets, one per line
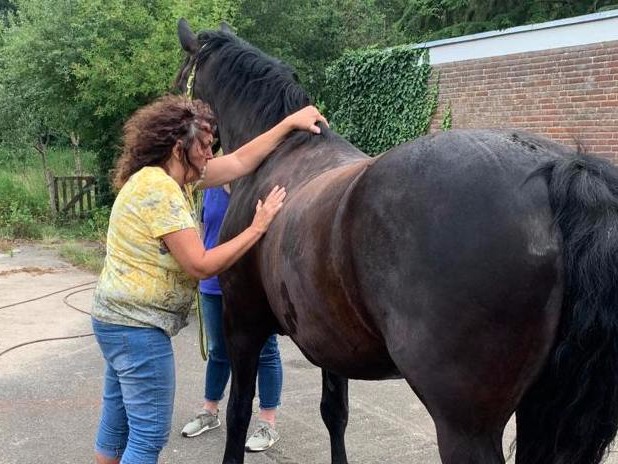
339,129,565,415
349,128,566,330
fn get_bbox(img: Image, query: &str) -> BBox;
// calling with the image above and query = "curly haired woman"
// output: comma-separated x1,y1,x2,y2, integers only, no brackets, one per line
90,95,326,464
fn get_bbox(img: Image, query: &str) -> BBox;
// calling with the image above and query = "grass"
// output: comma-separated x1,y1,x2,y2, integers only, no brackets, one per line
58,240,106,274
0,144,98,173
0,144,107,272
0,237,105,274
0,145,99,214
0,238,13,255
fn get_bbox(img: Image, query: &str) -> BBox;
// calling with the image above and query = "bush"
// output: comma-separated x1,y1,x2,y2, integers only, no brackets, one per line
324,46,438,155
83,206,111,243
0,201,43,239
0,172,47,223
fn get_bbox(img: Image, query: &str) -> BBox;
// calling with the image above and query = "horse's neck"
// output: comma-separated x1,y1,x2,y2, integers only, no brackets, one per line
218,116,260,153
223,133,366,241
216,97,295,153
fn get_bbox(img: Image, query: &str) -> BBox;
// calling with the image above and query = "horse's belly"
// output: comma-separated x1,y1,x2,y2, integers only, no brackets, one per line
272,291,400,380
294,340,402,380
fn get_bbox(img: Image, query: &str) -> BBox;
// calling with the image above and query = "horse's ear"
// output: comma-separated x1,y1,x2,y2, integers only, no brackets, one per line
220,21,235,35
178,18,198,54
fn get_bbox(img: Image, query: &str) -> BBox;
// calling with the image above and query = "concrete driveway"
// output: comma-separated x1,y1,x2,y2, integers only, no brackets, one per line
0,244,615,464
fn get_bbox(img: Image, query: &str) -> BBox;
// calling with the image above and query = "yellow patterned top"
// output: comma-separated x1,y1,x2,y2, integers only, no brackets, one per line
92,166,198,336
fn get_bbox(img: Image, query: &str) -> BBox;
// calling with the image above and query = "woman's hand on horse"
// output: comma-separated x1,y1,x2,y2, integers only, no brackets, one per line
285,106,329,134
250,185,287,234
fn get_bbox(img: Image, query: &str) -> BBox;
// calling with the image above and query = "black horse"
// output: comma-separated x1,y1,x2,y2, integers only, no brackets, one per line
176,19,618,464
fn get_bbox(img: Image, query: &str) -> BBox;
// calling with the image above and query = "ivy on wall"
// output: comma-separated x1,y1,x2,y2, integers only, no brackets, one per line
441,101,452,131
324,46,438,155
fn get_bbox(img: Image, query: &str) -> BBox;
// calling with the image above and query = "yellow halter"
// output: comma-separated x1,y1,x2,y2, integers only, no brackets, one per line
183,55,208,362
185,62,197,100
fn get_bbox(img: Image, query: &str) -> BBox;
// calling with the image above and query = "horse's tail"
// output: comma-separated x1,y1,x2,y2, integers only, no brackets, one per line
516,153,618,464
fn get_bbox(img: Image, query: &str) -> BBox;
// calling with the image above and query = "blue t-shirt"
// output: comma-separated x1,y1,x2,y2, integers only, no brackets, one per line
199,186,230,295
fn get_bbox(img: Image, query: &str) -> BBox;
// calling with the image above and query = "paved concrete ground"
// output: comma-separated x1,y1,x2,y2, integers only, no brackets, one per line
0,244,616,464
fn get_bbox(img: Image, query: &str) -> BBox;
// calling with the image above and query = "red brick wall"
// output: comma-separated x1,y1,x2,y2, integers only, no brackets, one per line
429,40,618,163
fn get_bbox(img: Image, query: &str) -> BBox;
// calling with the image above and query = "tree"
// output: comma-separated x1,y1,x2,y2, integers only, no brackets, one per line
0,0,78,211
389,0,618,43
234,0,391,101
0,0,15,25
0,0,240,204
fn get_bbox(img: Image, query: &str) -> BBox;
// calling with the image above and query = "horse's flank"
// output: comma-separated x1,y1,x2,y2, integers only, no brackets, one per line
261,159,404,379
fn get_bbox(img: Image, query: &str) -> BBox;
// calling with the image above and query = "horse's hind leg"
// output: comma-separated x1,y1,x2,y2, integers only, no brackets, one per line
320,369,349,464
389,345,510,463
434,419,506,464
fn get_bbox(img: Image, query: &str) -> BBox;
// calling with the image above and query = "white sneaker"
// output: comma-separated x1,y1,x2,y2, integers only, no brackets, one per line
244,420,280,452
181,410,221,437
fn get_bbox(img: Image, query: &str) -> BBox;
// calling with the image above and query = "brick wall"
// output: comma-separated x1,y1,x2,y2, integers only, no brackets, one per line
429,40,618,163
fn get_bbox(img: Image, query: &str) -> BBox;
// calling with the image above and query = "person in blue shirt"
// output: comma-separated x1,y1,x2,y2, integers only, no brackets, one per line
181,185,283,452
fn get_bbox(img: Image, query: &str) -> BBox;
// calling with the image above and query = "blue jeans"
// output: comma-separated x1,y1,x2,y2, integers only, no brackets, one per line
201,292,282,409
92,318,175,464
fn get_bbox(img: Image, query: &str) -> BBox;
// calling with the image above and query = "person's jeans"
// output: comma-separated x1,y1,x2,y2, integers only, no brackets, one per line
92,318,175,464
201,292,282,409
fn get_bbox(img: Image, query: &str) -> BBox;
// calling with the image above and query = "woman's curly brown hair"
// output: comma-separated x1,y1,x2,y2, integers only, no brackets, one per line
113,95,216,190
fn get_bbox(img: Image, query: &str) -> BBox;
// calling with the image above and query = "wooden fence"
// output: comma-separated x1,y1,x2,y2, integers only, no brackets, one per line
53,176,96,218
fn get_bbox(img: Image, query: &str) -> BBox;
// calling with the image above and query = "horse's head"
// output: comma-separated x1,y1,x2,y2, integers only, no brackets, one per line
175,18,199,95
175,19,230,107
174,17,363,222
175,19,311,154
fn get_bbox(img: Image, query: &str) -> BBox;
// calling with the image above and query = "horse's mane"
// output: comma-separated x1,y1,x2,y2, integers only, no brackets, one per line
195,31,311,134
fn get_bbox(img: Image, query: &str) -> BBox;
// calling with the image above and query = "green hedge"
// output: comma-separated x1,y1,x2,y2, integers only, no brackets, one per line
324,45,438,155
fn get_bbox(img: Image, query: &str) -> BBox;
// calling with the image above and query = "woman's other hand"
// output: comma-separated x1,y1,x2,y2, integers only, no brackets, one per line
250,185,287,234
285,106,329,134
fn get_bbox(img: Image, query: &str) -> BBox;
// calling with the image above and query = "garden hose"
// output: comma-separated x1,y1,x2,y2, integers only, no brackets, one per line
0,283,96,358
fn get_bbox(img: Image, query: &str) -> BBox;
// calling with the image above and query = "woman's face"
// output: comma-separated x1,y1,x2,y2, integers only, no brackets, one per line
186,131,214,182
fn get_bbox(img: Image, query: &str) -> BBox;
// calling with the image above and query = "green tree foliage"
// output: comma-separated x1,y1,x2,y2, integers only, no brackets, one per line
391,0,618,43
227,0,618,106
0,0,15,25
0,0,14,11
235,0,393,100
0,0,239,202
0,1,81,148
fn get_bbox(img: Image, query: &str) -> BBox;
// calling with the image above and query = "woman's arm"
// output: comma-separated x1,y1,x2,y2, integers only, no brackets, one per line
198,105,327,188
163,185,286,279
162,225,262,280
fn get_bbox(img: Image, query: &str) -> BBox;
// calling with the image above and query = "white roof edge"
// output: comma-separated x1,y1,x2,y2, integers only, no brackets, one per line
412,9,618,50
